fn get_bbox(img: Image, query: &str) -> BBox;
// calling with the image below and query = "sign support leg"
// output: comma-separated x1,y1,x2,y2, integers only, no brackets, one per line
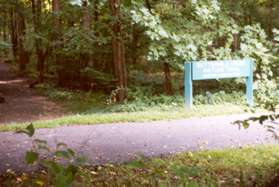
185,63,193,108
245,60,253,107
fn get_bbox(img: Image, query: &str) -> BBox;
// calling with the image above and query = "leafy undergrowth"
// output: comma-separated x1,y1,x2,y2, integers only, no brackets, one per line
0,83,252,131
36,84,247,114
1,146,279,186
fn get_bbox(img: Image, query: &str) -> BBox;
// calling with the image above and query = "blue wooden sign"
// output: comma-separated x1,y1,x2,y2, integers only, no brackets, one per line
185,59,254,108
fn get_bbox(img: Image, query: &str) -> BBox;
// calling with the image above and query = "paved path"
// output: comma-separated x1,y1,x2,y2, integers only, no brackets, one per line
0,114,278,173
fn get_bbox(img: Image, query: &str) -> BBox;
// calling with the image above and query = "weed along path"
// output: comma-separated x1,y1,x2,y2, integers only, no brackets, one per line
0,114,278,173
0,61,65,123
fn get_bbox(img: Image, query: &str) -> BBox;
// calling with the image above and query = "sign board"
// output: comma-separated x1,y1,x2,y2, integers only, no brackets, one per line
184,59,254,108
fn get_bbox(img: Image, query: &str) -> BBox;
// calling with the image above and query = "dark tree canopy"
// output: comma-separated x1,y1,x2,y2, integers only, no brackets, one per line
0,0,278,104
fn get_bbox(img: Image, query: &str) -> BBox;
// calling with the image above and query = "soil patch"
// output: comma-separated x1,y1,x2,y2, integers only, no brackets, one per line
0,61,65,124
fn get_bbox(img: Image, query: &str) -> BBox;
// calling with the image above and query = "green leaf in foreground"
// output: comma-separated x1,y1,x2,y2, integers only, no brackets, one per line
16,124,35,137
25,151,39,165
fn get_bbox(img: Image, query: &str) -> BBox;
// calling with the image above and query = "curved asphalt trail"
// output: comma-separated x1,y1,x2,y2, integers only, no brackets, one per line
0,114,278,174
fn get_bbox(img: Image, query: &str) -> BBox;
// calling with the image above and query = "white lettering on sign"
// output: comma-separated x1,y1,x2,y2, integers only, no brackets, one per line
192,60,250,80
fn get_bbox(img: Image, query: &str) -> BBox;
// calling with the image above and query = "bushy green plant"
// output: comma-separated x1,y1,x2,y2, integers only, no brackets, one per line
194,91,245,105
0,40,10,50
0,41,10,56
15,124,90,187
107,88,246,113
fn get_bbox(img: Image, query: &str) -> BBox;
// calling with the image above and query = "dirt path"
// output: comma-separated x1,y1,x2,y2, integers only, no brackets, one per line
0,61,64,124
0,114,278,173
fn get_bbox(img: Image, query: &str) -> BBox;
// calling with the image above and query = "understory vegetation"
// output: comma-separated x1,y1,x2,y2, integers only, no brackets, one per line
0,0,278,105
36,79,247,113
0,80,252,131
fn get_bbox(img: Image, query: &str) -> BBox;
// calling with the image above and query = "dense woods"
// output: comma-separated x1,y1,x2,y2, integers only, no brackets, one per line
0,0,278,103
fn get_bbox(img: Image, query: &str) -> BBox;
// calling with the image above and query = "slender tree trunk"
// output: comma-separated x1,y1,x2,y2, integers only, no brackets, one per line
267,0,273,38
52,0,63,86
232,33,239,52
3,11,7,42
31,0,46,82
82,0,91,63
82,0,91,29
80,0,92,89
163,63,173,95
131,25,139,64
175,0,182,9
9,8,18,61
52,0,60,28
17,13,29,72
109,0,127,102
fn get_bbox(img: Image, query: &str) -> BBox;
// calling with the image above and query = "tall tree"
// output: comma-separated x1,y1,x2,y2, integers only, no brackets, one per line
52,0,63,86
17,10,29,72
82,0,91,29
9,6,18,61
31,0,48,82
109,0,127,102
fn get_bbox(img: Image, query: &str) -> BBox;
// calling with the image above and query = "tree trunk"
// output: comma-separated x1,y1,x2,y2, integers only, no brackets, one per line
17,13,29,72
31,0,46,82
267,0,273,38
82,0,91,29
131,25,139,64
163,63,173,95
109,0,127,102
82,0,91,61
52,0,60,29
9,8,18,61
232,33,239,52
3,10,7,42
175,0,182,8
52,0,63,86
80,0,93,89
36,0,44,82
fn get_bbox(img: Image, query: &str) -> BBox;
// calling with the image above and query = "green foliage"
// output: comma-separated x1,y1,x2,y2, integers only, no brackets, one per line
25,151,39,165
16,124,89,187
16,123,35,137
255,79,279,111
1,0,278,105
106,86,245,113
0,40,10,50
194,91,245,105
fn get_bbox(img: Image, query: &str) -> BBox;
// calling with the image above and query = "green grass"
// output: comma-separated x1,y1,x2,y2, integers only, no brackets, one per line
0,84,255,131
93,145,279,186
89,145,279,186
0,104,247,132
2,145,279,186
